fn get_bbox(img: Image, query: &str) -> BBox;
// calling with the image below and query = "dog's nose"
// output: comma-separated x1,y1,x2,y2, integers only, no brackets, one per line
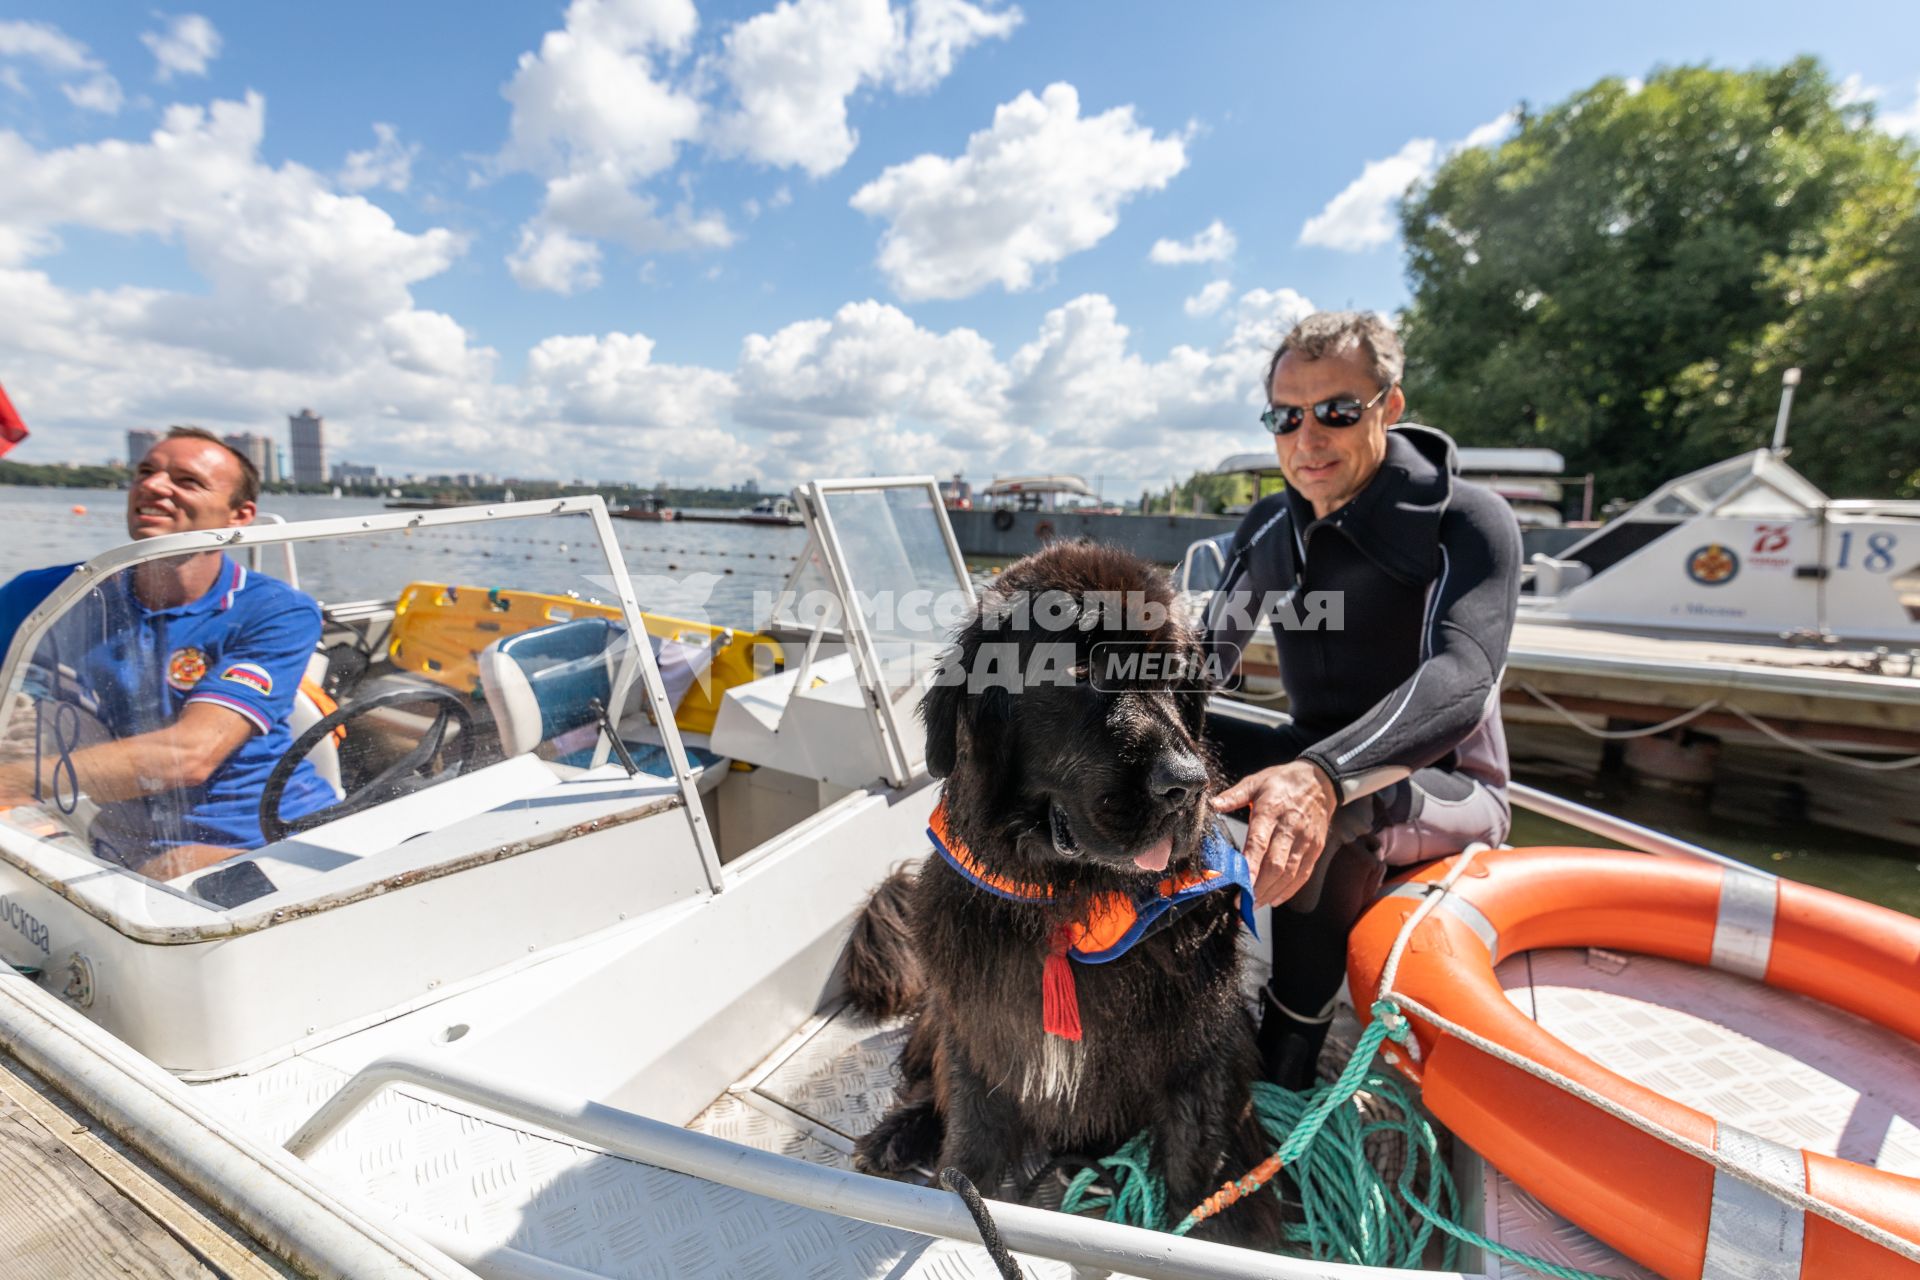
1150,751,1207,807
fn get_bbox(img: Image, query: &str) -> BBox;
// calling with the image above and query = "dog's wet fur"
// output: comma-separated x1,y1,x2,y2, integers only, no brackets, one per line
844,541,1280,1245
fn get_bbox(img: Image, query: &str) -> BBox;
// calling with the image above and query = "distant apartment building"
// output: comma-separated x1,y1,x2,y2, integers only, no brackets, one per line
222,432,281,485
331,462,380,486
126,429,160,466
289,409,326,487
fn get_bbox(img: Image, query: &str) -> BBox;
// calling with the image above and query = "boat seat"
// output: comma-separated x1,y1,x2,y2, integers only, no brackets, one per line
386,583,784,734
1528,553,1592,596
288,651,346,801
477,618,728,784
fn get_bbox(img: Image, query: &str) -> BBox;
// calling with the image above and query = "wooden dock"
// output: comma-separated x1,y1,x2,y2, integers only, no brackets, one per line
1238,620,1920,751
0,1052,289,1279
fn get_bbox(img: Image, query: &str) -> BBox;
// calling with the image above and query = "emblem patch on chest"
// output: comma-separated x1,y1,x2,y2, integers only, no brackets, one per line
166,646,209,691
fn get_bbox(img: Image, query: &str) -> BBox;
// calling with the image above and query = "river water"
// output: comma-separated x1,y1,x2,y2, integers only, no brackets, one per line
5,484,1917,915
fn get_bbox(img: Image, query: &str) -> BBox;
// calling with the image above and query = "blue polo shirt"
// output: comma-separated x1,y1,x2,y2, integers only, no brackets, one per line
19,557,334,855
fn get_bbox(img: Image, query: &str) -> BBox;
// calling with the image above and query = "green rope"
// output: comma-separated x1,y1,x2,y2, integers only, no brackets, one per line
1056,999,1619,1280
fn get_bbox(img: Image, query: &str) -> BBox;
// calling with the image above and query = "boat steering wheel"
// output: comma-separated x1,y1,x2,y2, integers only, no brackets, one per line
259,686,474,844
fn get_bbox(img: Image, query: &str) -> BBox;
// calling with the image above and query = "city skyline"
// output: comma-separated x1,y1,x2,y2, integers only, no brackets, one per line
0,3,1915,496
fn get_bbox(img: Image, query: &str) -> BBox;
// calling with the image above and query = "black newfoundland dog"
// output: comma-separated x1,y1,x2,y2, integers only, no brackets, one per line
844,541,1280,1244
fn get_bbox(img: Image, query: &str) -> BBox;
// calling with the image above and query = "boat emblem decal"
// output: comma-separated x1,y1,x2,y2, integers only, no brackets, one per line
1686,544,1739,586
166,646,210,691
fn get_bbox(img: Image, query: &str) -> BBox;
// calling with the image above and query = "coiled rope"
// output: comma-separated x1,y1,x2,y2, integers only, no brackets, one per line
1054,1007,1612,1278
1055,843,1920,1274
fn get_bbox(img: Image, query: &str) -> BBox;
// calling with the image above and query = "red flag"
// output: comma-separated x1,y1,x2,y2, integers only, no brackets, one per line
0,383,26,459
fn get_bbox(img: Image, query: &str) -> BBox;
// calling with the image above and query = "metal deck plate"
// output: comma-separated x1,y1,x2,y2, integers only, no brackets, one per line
1484,946,1920,1279
755,1014,910,1142
191,1047,1042,1279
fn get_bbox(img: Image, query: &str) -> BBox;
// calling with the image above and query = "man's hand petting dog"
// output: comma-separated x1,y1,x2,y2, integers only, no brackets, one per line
1211,761,1337,908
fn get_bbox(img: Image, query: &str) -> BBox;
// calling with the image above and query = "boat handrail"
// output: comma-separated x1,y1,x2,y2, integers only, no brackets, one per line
0,973,476,1278
1824,498,1920,518
284,1053,1476,1280
1509,781,1761,874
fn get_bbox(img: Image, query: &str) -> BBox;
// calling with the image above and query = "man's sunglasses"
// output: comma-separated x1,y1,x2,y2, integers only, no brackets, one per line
1259,383,1394,436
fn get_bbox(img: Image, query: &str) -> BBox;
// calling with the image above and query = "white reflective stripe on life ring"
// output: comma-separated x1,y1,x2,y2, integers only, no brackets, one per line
1379,881,1501,964
1702,1124,1805,1280
1710,869,1778,980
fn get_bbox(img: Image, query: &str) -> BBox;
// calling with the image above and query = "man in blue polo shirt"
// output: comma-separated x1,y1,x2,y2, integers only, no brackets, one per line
0,427,334,878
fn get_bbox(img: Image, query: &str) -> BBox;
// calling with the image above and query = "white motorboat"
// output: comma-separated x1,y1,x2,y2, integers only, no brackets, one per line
1,482,1917,1279
1521,447,1920,646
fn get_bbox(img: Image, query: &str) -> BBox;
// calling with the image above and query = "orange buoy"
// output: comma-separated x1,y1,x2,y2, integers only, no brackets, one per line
70,504,86,515
1348,847,1920,1279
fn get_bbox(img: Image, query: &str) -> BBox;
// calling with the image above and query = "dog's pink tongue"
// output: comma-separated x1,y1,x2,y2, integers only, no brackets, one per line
1133,836,1174,872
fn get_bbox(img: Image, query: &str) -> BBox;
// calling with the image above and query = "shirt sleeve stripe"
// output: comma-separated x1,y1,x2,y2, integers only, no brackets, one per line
187,690,271,735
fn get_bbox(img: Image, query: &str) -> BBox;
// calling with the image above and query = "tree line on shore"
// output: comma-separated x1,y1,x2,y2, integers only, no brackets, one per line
1164,58,1918,517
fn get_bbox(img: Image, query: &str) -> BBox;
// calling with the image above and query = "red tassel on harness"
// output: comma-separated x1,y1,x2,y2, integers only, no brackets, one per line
1042,930,1082,1041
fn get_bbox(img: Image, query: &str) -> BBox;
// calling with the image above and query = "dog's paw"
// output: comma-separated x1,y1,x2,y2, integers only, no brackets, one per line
854,1098,944,1178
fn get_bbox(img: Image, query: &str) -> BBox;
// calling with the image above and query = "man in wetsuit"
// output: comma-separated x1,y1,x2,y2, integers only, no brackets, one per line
1201,310,1520,1088
0,427,334,878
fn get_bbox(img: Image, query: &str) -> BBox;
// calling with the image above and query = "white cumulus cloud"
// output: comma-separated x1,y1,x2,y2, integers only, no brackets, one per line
1299,110,1515,253
0,20,95,73
0,78,1333,495
1150,219,1235,265
891,0,1021,90
0,92,497,472
141,13,222,81
1297,137,1438,253
1459,110,1517,151
507,227,604,295
1878,79,1920,137
0,20,123,114
497,0,702,185
708,0,898,177
1183,280,1232,317
708,0,1019,176
850,83,1187,301
339,123,419,193
493,0,729,290
62,74,124,115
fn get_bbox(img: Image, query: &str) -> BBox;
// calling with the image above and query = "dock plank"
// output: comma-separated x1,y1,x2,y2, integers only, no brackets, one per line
0,1090,218,1279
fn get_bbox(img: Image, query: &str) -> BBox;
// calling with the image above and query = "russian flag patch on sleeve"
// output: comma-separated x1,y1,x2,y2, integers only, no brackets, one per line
220,662,274,696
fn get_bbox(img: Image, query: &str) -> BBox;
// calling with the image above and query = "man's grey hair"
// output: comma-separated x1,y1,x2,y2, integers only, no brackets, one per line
1264,310,1405,393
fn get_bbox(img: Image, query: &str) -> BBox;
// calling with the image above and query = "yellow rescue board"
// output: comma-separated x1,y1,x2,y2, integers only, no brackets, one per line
386,582,783,735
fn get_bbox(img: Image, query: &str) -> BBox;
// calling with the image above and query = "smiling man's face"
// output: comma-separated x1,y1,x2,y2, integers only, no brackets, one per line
127,436,255,540
1269,347,1403,520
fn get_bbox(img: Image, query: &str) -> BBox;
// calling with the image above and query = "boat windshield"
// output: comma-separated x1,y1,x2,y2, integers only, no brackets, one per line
799,479,973,785
0,500,715,909
1631,449,1828,521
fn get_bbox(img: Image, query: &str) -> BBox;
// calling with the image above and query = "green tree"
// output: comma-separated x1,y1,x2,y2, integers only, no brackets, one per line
1399,58,1920,501
1165,469,1253,515
1672,143,1920,497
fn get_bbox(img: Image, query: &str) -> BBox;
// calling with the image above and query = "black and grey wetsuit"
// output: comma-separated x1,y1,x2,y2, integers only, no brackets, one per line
1200,424,1522,1085
1203,423,1522,866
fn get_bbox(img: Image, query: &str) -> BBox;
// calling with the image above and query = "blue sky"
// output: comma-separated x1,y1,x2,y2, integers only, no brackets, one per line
0,1,1915,495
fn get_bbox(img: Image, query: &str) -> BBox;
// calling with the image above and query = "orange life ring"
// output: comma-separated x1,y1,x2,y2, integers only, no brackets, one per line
1348,847,1920,1280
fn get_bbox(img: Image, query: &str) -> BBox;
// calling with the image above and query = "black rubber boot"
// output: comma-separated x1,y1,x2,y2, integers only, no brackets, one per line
1257,997,1333,1093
